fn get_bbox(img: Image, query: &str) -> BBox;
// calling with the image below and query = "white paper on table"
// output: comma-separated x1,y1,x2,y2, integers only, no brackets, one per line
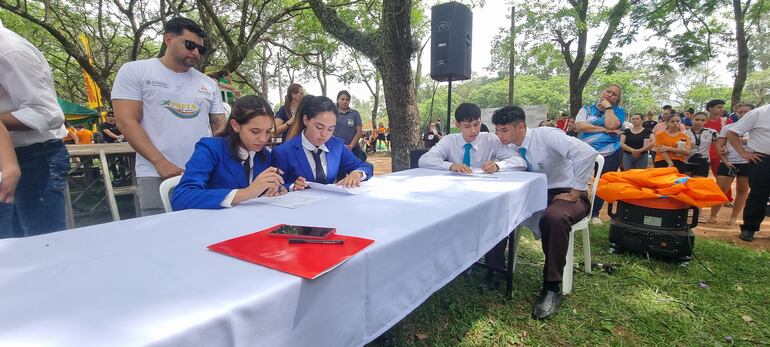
447,168,499,178
248,193,327,208
306,181,372,195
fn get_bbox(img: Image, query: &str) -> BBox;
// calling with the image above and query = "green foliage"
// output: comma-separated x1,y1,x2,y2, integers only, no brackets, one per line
742,69,770,106
683,84,733,110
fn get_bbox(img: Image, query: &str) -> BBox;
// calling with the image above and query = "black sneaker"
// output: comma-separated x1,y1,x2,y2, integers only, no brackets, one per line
739,230,755,242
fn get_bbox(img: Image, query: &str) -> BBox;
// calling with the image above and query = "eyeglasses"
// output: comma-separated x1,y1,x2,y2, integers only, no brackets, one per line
183,39,208,55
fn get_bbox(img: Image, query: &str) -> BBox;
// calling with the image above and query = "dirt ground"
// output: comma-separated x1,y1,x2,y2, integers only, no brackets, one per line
367,151,770,251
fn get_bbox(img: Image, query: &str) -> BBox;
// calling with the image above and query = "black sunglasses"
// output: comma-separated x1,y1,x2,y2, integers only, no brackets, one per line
183,40,208,55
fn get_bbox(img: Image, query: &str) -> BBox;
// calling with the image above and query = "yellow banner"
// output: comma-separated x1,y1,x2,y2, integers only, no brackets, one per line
80,34,103,110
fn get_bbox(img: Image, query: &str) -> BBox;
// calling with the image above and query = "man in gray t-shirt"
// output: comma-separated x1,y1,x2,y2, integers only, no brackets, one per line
333,90,365,161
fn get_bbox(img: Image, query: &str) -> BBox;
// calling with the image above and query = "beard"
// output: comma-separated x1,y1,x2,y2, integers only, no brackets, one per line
175,53,199,68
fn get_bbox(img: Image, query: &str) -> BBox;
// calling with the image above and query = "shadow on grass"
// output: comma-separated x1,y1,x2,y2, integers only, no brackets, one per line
367,224,770,346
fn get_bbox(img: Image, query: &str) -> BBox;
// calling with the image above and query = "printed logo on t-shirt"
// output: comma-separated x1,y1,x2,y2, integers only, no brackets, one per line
145,80,168,88
161,99,203,119
198,85,211,95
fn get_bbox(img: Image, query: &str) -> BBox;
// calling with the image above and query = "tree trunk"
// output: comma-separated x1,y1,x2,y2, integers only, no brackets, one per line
731,0,749,107
378,0,420,171
308,0,420,171
569,75,583,117
371,78,380,130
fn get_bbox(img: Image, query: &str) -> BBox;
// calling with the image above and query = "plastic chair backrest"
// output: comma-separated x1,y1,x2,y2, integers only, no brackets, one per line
588,155,605,213
159,175,182,213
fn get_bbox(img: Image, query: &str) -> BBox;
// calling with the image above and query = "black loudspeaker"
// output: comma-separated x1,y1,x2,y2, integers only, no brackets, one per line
430,2,472,82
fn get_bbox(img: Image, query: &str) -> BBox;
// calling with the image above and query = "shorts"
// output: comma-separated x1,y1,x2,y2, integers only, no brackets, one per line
377,133,386,141
654,160,689,173
716,162,751,177
688,162,711,177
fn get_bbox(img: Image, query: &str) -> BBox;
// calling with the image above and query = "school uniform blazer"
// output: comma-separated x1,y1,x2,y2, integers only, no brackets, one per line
171,137,272,210
271,135,373,187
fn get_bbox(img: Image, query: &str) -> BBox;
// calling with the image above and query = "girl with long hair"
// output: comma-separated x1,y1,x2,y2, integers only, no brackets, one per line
272,95,373,190
171,96,285,210
274,83,304,142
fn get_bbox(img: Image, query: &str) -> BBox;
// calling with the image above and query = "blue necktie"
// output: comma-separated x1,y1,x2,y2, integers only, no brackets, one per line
463,143,472,166
519,147,531,172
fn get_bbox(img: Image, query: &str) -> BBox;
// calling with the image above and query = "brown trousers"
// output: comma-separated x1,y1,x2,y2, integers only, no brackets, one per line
486,188,590,283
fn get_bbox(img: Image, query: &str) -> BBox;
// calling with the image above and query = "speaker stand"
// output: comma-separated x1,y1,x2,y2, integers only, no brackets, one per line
446,77,452,134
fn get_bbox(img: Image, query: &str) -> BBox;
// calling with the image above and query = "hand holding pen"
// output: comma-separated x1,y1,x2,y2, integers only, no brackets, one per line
231,167,285,205
481,150,498,173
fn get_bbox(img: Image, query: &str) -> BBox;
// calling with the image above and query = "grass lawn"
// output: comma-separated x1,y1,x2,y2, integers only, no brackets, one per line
368,223,770,346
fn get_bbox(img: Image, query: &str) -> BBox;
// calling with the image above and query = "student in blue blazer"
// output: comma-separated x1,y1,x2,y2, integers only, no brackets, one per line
171,96,286,210
272,95,373,190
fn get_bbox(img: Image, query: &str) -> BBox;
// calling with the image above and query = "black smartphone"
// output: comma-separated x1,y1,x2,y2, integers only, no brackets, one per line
267,224,335,239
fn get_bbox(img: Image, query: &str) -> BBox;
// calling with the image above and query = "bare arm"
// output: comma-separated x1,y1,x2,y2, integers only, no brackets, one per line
0,112,33,131
574,121,608,133
0,121,20,203
349,125,362,149
620,133,634,152
114,99,182,179
640,134,655,152
209,113,226,136
602,106,621,130
103,129,120,140
274,116,295,136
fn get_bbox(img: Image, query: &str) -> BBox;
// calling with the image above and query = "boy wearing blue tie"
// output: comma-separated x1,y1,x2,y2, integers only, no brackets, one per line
491,105,597,320
418,103,524,173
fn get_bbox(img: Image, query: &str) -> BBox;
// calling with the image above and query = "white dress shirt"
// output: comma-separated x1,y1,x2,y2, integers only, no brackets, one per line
0,20,67,147
302,131,330,177
514,127,598,191
728,104,770,154
300,131,366,181
220,147,257,208
418,132,526,171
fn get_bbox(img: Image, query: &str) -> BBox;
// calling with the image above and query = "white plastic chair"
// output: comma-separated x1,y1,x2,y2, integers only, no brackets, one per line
512,154,605,295
159,175,182,213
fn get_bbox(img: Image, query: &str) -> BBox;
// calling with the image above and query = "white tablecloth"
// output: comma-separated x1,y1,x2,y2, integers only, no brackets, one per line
0,168,547,347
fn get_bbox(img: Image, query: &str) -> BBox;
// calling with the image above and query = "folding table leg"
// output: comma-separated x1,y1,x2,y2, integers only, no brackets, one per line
506,227,520,298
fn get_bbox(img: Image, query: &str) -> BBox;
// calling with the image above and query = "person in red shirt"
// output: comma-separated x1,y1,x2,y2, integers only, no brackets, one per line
704,99,726,173
704,99,733,202
556,112,571,132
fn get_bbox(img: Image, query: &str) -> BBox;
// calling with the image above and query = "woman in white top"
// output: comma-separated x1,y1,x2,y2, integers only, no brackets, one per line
708,104,754,225
684,112,717,177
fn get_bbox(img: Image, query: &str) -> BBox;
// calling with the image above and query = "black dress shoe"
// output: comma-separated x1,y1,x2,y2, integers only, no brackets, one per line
532,289,563,320
739,230,755,242
479,270,503,292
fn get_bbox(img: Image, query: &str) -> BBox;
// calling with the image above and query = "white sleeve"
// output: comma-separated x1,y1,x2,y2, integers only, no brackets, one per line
574,107,589,122
728,112,756,136
111,63,143,101
494,141,526,171
209,83,226,114
548,130,597,191
0,50,64,132
718,126,729,138
418,135,454,170
220,189,238,208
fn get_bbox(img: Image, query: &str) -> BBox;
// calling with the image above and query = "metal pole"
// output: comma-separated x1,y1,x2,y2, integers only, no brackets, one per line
446,78,452,134
508,6,515,106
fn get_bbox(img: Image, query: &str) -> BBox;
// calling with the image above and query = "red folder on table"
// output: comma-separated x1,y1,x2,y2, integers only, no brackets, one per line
208,228,374,279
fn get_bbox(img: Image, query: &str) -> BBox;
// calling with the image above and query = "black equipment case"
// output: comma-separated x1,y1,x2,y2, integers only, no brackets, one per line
608,199,697,261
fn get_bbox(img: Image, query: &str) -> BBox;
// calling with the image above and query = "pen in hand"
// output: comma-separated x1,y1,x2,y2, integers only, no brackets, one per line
288,239,345,245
